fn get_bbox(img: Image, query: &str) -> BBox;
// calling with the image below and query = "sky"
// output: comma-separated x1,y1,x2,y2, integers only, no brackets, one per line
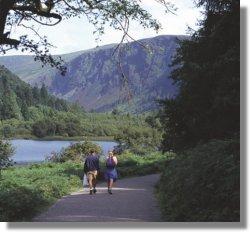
5,0,203,56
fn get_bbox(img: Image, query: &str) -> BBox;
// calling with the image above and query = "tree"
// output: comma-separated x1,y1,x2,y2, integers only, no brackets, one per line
40,83,49,105
0,140,14,178
159,0,240,151
20,102,30,120
1,88,21,120
0,0,174,73
32,86,41,105
24,87,34,107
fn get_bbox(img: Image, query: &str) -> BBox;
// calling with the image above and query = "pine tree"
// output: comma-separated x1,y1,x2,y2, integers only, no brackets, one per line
21,102,29,120
40,84,49,105
1,79,21,120
32,86,41,105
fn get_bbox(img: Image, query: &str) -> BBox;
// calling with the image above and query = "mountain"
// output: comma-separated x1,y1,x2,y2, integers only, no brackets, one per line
0,51,83,83
0,35,188,113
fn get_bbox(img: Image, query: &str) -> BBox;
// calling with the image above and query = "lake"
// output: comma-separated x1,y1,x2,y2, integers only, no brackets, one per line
11,139,118,163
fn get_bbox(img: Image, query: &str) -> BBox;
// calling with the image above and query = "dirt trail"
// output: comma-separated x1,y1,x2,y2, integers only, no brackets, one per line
34,174,162,222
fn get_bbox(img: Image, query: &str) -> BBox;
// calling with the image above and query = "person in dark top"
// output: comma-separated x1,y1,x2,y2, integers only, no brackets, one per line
84,149,100,195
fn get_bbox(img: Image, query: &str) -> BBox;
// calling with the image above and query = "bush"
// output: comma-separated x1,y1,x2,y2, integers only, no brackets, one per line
0,184,48,221
114,151,175,178
0,162,82,221
1,125,15,138
32,117,83,138
114,126,162,155
157,139,240,222
32,119,52,138
0,140,14,177
14,127,32,137
46,140,102,163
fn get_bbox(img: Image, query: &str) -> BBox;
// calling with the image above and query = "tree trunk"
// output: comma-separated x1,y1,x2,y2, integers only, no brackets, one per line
0,0,21,47
0,0,15,39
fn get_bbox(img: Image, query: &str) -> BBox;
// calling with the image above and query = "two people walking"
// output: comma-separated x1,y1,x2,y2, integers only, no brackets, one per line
84,149,118,195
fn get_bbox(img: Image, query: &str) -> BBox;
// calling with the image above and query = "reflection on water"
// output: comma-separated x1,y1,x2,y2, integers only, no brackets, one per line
11,139,117,163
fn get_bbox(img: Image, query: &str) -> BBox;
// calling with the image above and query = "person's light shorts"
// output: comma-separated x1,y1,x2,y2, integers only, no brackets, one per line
87,170,98,182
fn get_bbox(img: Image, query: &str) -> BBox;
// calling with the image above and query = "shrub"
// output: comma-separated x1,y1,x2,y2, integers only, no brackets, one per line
0,162,82,221
0,184,48,221
0,140,14,178
114,126,162,155
157,139,240,222
1,125,15,138
32,120,51,138
115,151,175,178
46,140,102,163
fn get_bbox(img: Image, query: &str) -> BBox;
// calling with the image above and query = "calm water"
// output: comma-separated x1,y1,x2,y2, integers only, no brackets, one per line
11,139,117,163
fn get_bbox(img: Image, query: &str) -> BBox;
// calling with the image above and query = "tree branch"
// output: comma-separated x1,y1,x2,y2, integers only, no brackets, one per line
12,4,62,22
0,37,20,46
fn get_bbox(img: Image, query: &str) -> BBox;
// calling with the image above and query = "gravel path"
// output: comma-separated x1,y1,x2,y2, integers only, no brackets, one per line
33,174,162,222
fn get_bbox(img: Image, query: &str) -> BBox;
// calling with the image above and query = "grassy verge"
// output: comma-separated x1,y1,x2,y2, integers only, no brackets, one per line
0,151,174,221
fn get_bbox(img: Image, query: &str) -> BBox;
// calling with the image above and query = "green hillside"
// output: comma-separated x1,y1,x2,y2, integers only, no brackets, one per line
0,65,69,121
0,65,157,140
